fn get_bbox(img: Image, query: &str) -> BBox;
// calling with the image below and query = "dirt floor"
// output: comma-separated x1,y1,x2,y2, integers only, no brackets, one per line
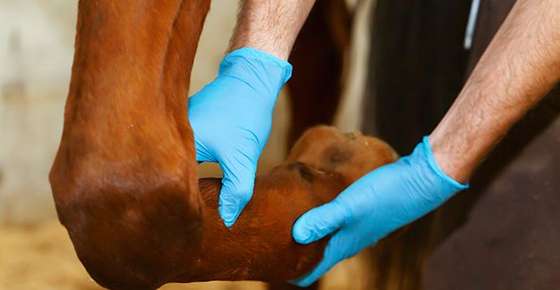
0,221,370,290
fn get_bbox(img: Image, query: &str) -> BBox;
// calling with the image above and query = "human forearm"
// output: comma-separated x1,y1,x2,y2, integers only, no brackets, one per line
430,0,560,182
229,0,316,60
191,0,314,227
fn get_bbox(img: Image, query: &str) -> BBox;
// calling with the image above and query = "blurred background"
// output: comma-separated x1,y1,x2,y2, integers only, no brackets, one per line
2,1,559,290
0,0,371,289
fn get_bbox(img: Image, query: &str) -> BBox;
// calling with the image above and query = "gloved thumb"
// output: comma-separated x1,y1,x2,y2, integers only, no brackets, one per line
218,153,257,228
292,199,349,245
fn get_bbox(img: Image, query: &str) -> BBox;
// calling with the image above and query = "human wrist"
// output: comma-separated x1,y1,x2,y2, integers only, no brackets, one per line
219,47,293,104
426,128,475,184
229,39,291,61
228,17,294,61
228,0,316,60
421,136,469,191
223,47,293,80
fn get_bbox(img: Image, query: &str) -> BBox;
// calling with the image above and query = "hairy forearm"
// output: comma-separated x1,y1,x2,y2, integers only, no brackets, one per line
229,0,316,60
430,0,560,182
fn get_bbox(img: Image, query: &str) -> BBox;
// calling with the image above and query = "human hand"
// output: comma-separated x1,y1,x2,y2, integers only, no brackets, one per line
291,137,468,286
189,48,292,227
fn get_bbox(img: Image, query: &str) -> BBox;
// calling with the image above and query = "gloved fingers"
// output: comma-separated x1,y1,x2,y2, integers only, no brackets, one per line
218,152,257,228
292,198,349,245
289,231,347,287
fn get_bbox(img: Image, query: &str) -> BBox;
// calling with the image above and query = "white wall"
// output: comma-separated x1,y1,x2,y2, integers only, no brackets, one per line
0,0,76,224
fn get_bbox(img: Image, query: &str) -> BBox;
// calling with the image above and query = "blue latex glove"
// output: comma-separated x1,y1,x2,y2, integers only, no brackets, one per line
291,137,468,287
189,48,292,228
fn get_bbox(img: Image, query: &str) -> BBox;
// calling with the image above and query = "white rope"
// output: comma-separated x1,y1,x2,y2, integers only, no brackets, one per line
464,0,481,50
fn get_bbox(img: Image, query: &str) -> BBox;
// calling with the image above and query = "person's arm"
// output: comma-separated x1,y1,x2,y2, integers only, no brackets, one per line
431,0,560,182
229,0,316,60
292,0,560,286
189,0,316,227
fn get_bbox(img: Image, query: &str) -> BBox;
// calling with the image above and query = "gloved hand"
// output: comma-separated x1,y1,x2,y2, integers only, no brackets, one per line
291,137,468,287
189,48,292,228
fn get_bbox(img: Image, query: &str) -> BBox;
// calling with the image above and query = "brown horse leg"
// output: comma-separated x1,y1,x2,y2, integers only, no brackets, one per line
50,2,399,289
50,1,210,289
286,0,352,147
